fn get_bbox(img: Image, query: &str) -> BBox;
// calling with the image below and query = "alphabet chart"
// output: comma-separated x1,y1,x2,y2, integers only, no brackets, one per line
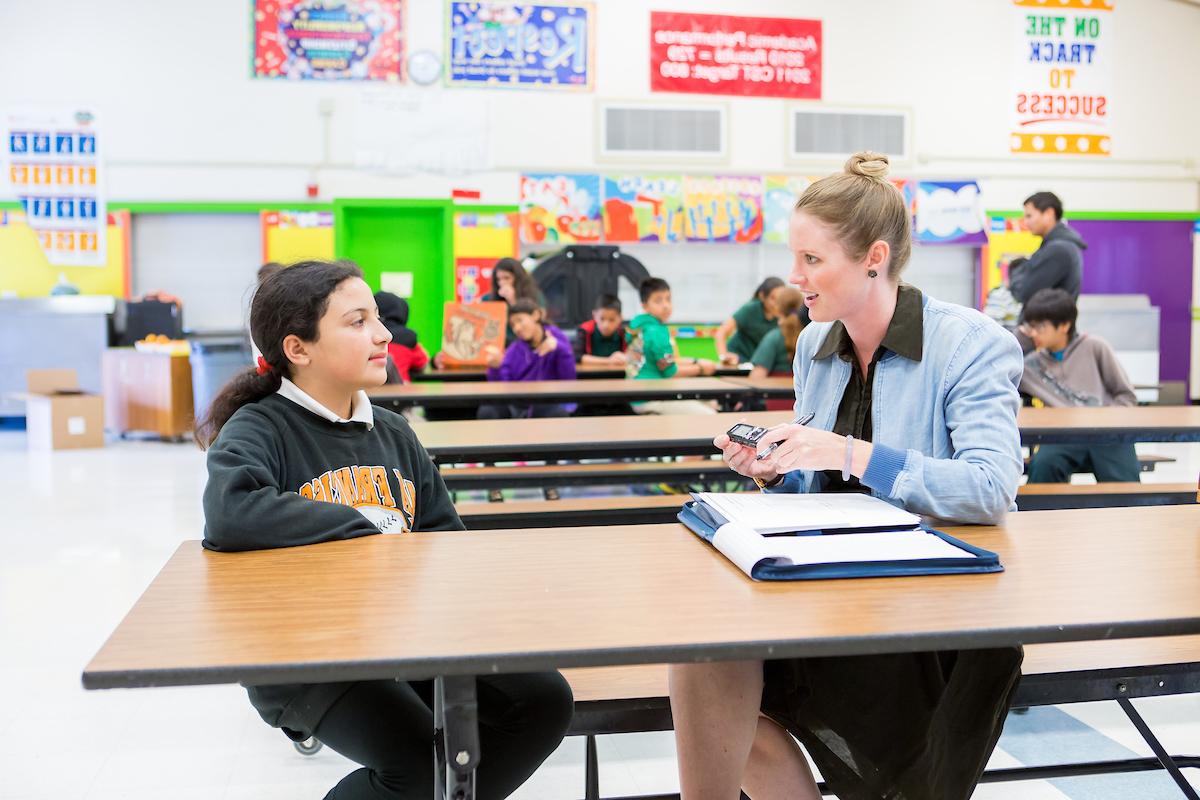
5,108,105,266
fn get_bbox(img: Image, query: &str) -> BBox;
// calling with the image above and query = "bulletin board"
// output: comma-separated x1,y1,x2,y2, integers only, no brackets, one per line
0,208,130,297
261,209,335,264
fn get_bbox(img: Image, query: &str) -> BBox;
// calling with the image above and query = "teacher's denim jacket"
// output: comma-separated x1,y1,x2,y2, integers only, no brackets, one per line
772,293,1024,525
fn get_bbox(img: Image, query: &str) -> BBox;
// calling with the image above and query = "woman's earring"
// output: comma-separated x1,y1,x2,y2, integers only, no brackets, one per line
867,269,878,278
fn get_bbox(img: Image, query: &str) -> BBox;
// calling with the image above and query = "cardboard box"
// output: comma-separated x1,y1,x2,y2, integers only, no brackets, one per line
23,369,105,450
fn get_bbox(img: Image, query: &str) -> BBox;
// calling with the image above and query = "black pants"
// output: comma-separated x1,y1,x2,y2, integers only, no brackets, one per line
1027,444,1141,483
313,672,573,800
477,403,570,419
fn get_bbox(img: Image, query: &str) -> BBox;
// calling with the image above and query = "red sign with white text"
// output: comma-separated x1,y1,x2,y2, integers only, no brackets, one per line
650,12,821,99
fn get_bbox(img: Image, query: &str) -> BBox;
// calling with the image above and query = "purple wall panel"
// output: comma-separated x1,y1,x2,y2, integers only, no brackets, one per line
1071,220,1194,383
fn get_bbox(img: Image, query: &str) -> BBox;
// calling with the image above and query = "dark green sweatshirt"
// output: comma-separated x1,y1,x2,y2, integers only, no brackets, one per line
202,392,464,736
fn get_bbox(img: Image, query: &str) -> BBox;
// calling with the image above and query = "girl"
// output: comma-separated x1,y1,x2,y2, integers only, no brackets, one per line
670,153,1024,800
748,287,808,412
714,276,786,366
478,298,576,420
196,260,573,800
374,290,429,383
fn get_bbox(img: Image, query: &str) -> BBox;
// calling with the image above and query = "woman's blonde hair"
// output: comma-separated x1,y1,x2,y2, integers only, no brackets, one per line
794,151,912,280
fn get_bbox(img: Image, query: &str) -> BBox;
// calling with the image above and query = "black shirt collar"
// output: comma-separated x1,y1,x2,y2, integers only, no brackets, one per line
813,284,924,363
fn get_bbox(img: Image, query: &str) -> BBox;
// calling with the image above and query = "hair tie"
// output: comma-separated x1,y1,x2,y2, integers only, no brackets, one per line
256,356,273,376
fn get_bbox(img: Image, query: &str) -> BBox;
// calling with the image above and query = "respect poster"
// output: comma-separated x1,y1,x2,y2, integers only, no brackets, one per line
1011,0,1113,155
448,2,593,89
5,108,105,267
602,174,684,243
253,0,405,81
682,175,763,244
519,173,602,244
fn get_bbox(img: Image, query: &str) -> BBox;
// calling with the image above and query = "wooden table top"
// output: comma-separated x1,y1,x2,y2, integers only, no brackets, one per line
83,505,1200,690
719,375,796,397
1018,405,1200,444
370,378,747,407
412,365,753,383
412,410,793,463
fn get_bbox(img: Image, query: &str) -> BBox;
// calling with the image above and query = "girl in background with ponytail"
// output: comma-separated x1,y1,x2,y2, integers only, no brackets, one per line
196,260,572,800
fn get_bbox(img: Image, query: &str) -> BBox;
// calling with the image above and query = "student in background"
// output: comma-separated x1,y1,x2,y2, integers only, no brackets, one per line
627,277,717,415
374,291,428,384
196,260,572,800
1009,192,1085,307
478,298,576,420
574,293,627,367
714,276,787,366
1019,288,1140,483
433,257,547,370
747,288,809,412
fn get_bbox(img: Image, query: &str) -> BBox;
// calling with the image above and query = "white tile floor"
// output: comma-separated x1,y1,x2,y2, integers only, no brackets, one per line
0,429,1197,799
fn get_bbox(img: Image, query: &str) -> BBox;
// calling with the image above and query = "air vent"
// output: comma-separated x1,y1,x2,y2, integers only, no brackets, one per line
599,101,727,161
788,107,909,162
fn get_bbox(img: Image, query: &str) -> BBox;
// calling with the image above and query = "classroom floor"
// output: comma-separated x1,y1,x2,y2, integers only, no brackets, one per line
1,429,1197,800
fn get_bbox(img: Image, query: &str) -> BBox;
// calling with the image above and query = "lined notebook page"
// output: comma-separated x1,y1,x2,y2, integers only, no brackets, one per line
697,492,920,534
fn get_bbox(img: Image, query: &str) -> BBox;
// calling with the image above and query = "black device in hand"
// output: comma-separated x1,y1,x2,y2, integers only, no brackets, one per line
726,422,770,448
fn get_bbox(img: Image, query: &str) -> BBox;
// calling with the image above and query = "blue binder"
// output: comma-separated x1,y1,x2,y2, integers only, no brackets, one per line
679,500,1004,582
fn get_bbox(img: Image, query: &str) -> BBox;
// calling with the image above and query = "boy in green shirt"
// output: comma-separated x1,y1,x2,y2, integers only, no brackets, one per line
627,277,717,414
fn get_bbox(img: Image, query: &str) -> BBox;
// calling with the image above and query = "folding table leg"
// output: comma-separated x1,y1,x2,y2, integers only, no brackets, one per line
433,675,479,800
585,734,599,800
1117,696,1200,800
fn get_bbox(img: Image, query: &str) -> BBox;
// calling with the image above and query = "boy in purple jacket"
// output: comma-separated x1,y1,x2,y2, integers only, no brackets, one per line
478,298,577,419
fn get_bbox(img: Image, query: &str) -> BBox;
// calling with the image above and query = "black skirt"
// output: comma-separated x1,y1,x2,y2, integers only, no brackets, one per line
761,647,1023,800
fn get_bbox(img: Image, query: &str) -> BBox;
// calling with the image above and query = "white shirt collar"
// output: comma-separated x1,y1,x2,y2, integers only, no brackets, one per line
277,378,374,430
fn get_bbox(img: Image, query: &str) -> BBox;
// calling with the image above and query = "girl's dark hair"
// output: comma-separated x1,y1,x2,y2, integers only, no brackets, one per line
754,276,786,302
493,257,539,302
196,259,363,449
508,297,544,318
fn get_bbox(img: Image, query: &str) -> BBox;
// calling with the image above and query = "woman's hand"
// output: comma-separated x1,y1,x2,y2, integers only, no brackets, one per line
754,424,853,476
535,335,558,357
713,430,783,484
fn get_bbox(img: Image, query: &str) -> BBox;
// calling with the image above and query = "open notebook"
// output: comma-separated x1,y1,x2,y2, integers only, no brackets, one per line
680,493,1003,582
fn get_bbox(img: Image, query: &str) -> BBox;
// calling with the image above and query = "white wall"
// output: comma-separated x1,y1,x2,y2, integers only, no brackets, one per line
1,0,1196,209
1,0,1197,325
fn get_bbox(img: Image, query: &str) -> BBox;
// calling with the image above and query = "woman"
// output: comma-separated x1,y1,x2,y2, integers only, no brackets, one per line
669,152,1025,800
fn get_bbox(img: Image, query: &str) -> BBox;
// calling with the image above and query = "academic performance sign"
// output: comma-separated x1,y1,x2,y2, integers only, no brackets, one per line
650,11,821,99
1011,0,1113,156
448,2,593,89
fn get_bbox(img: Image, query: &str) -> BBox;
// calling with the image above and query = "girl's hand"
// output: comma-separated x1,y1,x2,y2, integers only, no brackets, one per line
713,430,782,484
433,351,447,369
483,346,503,368
498,284,516,304
535,335,558,356
719,352,740,366
697,359,717,376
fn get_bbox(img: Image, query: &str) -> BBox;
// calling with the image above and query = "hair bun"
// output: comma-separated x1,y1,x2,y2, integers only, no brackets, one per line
845,151,890,180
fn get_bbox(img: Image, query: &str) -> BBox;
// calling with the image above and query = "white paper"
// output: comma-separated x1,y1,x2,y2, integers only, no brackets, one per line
380,271,414,298
711,523,975,580
697,492,920,534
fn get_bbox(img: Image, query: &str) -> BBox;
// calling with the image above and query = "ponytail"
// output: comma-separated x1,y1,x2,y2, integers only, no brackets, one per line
195,259,363,450
195,368,281,449
773,288,807,363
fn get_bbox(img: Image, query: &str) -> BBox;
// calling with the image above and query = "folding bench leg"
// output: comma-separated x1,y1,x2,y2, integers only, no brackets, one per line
585,734,599,800
1117,697,1200,800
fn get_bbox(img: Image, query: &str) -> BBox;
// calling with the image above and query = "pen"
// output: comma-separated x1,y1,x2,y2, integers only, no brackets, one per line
755,412,816,460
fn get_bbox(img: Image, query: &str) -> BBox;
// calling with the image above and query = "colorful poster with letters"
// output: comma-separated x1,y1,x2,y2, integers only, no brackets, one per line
261,210,335,263
762,175,813,244
253,0,405,81
682,175,763,244
914,181,988,245
1011,0,1113,156
601,174,684,243
453,211,517,303
448,2,593,89
519,173,602,244
5,108,105,267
